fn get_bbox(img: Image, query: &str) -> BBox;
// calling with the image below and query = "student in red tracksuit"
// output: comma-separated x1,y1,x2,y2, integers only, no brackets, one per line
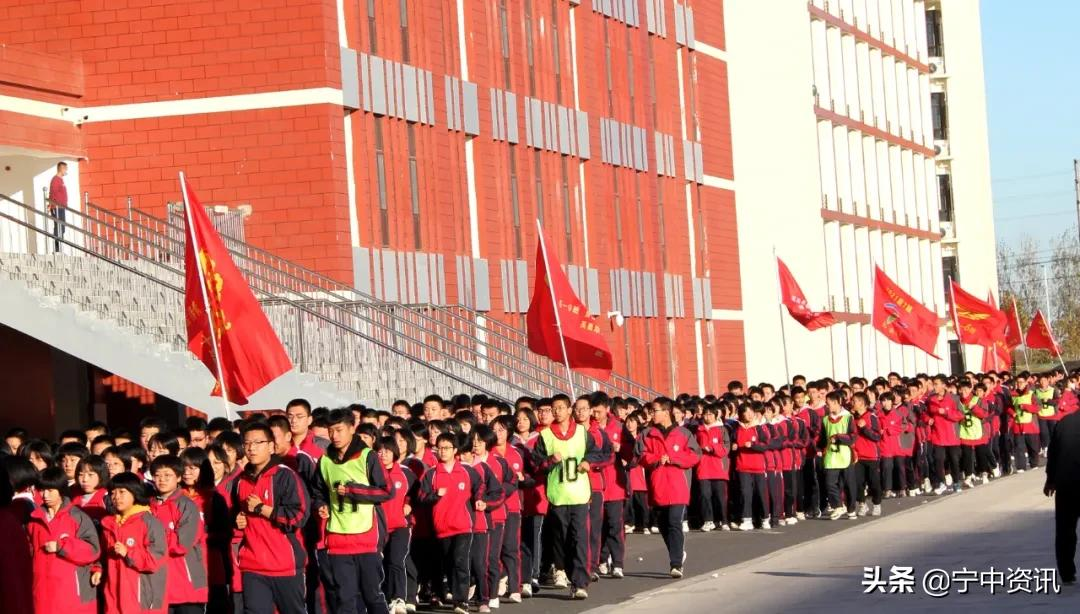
515,408,546,597
74,454,111,524
460,428,505,613
850,392,883,516
232,423,310,614
591,392,628,579
734,402,771,530
877,392,905,497
101,472,168,614
378,435,417,614
492,415,528,601
472,425,516,611
926,375,964,495
179,447,230,614
417,432,484,614
1009,374,1042,472
760,402,785,527
695,404,731,532
796,384,826,518
208,441,242,612
572,395,612,582
638,398,701,578
27,467,101,614
150,455,209,614
624,412,651,534
778,394,806,524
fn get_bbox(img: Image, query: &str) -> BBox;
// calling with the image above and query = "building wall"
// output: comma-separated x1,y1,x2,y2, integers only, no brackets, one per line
729,0,955,383
0,0,744,395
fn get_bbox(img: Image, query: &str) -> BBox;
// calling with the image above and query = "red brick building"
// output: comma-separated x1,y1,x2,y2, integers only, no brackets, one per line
0,0,741,397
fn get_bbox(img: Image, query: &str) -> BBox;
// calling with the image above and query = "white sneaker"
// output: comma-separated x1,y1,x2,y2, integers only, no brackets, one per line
624,524,634,534
908,489,919,497
498,576,507,597
871,504,882,517
829,508,845,520
795,511,806,520
670,566,683,578
944,474,953,487
846,510,857,520
390,599,408,614
761,519,771,530
720,523,731,531
649,526,660,534
738,520,754,531
507,593,522,604
488,598,500,609
856,502,869,516
933,484,948,495
406,603,417,614
611,567,624,579
993,467,1002,478
1017,469,1026,473
701,521,716,532
572,587,588,600
964,476,975,489
787,517,798,525
553,569,569,588
682,520,689,533
521,584,532,598
922,478,932,493
776,518,788,526
598,562,609,576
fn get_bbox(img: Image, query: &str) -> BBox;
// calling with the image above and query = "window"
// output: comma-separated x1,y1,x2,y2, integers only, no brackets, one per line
926,9,944,57
937,173,954,222
931,92,948,140
948,340,963,376
942,255,959,289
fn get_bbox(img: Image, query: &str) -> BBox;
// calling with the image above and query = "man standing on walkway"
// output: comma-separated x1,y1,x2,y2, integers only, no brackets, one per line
48,161,68,252
1045,409,1080,585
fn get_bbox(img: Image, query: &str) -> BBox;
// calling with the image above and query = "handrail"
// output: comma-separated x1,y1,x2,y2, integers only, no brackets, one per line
85,198,661,399
2,193,525,402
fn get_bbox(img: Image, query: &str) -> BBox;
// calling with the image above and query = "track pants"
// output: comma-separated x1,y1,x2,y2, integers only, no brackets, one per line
960,444,994,477
766,471,783,522
383,528,410,603
782,470,798,519
739,472,767,523
520,514,542,585
800,454,821,515
486,523,504,602
933,445,962,486
655,504,686,569
854,459,882,505
546,504,589,589
1013,432,1040,470
600,500,626,569
469,531,490,602
881,456,905,493
328,552,389,614
241,572,305,614
437,533,471,606
629,491,651,530
500,513,522,594
588,491,604,574
699,479,728,525
825,466,856,512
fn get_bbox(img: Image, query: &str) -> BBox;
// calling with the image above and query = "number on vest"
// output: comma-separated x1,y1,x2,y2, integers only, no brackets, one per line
334,481,360,513
556,458,578,483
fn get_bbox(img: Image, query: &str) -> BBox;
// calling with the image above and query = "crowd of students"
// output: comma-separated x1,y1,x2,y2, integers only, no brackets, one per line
0,367,1074,614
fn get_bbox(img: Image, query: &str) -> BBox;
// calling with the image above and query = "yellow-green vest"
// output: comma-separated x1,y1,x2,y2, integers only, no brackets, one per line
541,425,592,506
822,413,852,469
1036,388,1056,418
959,397,983,441
1013,391,1035,424
320,448,374,534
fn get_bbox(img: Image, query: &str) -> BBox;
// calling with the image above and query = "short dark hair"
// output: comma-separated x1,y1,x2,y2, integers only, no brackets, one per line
76,455,108,487
56,161,67,171
286,399,312,415
267,415,290,434
327,409,354,428
180,447,214,489
551,393,572,406
139,417,168,434
589,391,611,408
149,454,183,477
435,432,459,452
3,456,38,491
471,424,497,451
59,429,88,446
148,432,180,456
185,416,208,432
21,439,55,468
241,422,274,442
207,417,232,433
109,472,151,505
38,467,69,492
58,441,90,462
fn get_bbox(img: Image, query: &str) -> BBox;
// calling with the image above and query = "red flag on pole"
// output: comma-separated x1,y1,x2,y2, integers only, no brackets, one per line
872,267,941,358
182,174,293,406
1025,309,1062,356
776,258,837,331
983,291,1012,371
948,280,1007,346
525,231,613,381
1005,297,1024,349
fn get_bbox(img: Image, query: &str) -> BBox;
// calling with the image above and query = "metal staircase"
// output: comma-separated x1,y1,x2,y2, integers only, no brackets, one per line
0,192,660,413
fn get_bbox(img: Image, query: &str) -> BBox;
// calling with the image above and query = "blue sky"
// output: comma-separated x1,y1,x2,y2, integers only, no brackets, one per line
983,2,1080,249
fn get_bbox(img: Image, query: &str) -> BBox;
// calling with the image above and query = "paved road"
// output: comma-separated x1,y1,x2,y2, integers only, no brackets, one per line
416,473,1034,613
584,469,1076,613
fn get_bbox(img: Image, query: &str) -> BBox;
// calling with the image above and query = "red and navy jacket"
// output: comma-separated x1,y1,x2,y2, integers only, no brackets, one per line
925,393,963,447
695,422,731,480
383,462,417,532
582,421,614,494
530,421,611,496
772,418,800,472
230,456,309,576
27,500,100,614
403,453,433,537
493,442,526,514
152,490,208,605
184,485,230,588
598,418,629,501
734,422,770,474
878,408,903,457
100,508,167,614
796,405,825,455
466,456,505,532
1060,388,1080,417
851,410,882,461
290,431,330,460
519,431,549,517
417,460,483,538
762,420,783,472
637,423,701,506
312,436,392,555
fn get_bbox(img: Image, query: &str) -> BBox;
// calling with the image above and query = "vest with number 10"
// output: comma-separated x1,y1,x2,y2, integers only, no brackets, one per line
541,425,592,506
320,448,374,534
1036,388,1056,418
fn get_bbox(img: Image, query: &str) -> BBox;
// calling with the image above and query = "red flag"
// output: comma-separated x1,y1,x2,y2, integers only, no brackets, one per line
872,267,941,358
983,291,1012,371
948,281,1007,346
777,258,837,331
183,174,292,405
1005,297,1024,349
1025,309,1062,356
526,233,613,380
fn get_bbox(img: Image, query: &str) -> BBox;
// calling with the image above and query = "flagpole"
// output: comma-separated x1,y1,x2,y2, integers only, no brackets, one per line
1044,312,1069,374
1014,297,1031,372
181,172,232,420
772,248,791,386
536,219,576,399
987,292,1000,372
870,261,882,378
947,278,967,374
